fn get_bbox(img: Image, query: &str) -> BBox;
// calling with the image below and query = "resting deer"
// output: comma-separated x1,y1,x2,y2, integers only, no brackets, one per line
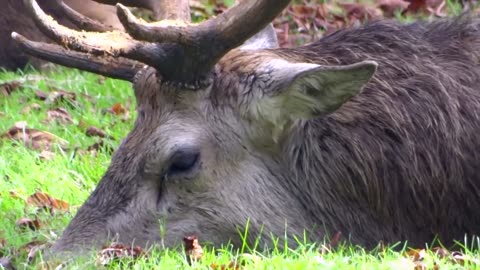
11,0,480,253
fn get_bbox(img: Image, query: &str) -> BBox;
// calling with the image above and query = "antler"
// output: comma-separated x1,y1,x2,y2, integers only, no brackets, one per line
91,0,190,20
12,33,141,81
13,0,290,84
52,0,116,32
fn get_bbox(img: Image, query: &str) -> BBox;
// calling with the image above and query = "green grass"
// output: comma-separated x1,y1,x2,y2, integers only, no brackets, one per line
0,67,479,269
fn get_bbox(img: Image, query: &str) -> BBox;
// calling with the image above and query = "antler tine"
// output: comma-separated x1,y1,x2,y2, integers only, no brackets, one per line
21,0,167,67
12,32,142,81
118,0,288,50
24,0,136,56
15,0,292,84
92,0,191,21
115,0,290,81
52,0,117,32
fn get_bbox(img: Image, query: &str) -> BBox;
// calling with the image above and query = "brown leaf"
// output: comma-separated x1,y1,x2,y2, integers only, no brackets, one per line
448,251,480,266
97,243,145,266
0,257,15,270
405,248,426,261
0,81,22,96
431,247,450,259
88,140,114,154
9,190,23,200
26,192,69,214
85,126,113,140
339,3,383,22
377,0,410,17
16,217,41,231
320,231,343,254
183,235,203,265
1,121,68,151
19,240,47,253
39,150,56,161
20,103,42,115
45,88,77,105
18,240,49,265
210,261,242,270
404,0,446,16
35,90,48,101
111,103,127,115
46,108,73,124
103,102,131,122
413,261,427,270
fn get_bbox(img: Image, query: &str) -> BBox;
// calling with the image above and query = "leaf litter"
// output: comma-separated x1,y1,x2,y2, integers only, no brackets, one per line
1,121,68,152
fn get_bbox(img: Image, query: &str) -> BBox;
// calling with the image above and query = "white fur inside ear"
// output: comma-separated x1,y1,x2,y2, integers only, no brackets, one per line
240,24,280,50
250,60,377,133
261,59,320,80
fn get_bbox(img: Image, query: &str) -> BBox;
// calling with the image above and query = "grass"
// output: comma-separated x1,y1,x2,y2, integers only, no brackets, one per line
0,67,479,269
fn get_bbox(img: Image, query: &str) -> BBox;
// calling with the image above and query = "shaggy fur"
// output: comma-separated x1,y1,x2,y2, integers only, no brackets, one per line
52,16,480,254
276,17,480,246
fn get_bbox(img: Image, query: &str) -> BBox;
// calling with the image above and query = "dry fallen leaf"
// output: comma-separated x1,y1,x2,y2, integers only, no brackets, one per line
16,217,41,231
35,90,48,101
210,261,242,270
0,257,15,270
431,246,449,259
0,81,22,96
20,103,42,115
46,108,73,124
17,240,50,265
45,89,77,105
377,0,410,17
1,121,68,151
39,150,56,161
26,192,69,214
111,103,127,115
97,243,145,266
103,102,131,122
85,126,114,140
183,235,203,265
8,190,24,201
413,261,427,270
405,248,426,261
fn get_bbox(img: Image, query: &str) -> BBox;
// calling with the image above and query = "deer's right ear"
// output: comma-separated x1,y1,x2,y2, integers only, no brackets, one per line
250,60,377,133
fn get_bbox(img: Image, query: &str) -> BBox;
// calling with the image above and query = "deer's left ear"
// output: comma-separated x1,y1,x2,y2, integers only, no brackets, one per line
251,60,377,128
240,24,278,50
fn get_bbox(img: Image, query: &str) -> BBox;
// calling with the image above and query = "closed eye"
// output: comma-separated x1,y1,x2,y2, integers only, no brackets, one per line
167,149,200,176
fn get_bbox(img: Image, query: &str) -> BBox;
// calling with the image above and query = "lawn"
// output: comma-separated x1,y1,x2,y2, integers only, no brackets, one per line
0,60,479,270
1,0,480,269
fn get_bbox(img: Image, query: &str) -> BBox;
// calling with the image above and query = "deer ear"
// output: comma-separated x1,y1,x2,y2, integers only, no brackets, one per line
240,24,278,50
252,60,377,128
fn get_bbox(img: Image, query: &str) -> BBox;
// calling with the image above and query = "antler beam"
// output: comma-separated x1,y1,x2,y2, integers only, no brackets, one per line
13,0,290,84
12,32,142,81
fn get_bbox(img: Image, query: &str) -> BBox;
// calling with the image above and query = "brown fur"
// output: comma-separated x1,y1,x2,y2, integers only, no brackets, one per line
52,16,480,254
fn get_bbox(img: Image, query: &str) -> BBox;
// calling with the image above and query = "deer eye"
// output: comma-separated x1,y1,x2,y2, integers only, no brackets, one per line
167,148,200,176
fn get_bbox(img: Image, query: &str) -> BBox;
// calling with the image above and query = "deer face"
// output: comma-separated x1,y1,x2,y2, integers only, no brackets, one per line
49,48,375,253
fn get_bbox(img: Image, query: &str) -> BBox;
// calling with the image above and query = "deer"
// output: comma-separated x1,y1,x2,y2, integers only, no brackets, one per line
11,0,480,255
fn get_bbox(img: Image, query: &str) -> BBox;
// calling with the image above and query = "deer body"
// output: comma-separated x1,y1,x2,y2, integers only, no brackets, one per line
11,0,480,253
